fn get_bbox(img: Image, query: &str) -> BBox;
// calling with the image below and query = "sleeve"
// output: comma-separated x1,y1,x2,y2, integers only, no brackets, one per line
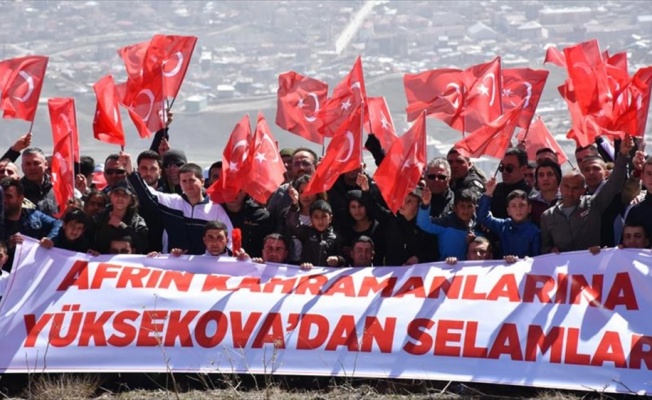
131,217,149,254
416,206,444,235
0,148,20,163
540,212,553,254
283,205,302,237
477,195,507,233
364,134,385,167
592,154,628,212
40,212,62,239
149,128,169,153
128,172,179,211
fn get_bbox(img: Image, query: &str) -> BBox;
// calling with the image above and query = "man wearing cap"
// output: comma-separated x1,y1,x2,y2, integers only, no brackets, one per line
122,152,234,255
160,149,187,194
279,148,294,184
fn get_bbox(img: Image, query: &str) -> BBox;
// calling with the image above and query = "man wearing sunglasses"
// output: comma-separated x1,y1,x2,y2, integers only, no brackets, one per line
160,149,187,194
423,158,454,218
490,148,532,219
102,154,127,195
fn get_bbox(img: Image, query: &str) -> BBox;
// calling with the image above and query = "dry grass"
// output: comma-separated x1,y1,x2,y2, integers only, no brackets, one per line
22,373,101,400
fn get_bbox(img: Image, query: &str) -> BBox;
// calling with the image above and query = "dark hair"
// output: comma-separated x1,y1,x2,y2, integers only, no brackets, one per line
63,208,88,227
454,189,477,205
209,161,222,172
85,189,107,204
310,199,332,215
78,156,95,177
353,235,374,248
535,147,555,156
137,150,162,168
622,221,649,238
535,159,562,187
507,189,529,204
1,178,23,195
263,233,290,250
110,233,133,245
504,147,528,167
179,163,203,180
292,147,318,164
292,175,327,202
104,153,120,165
204,220,228,235
447,147,469,161
575,143,598,155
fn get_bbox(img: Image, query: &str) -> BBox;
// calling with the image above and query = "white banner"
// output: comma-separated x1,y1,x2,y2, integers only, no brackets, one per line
0,238,651,394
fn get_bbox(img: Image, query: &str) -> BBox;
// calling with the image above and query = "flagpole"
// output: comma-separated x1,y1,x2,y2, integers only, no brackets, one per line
69,133,75,206
27,119,35,135
359,104,365,166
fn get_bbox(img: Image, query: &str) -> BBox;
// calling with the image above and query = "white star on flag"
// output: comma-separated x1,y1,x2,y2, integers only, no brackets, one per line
254,152,267,163
297,98,305,108
341,99,352,110
229,161,239,171
478,84,489,96
380,113,390,130
502,88,513,97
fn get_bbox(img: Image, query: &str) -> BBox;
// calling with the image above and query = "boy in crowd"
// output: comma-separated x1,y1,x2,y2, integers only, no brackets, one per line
417,188,478,261
109,234,134,255
289,199,345,268
477,177,541,260
42,208,91,252
350,236,375,267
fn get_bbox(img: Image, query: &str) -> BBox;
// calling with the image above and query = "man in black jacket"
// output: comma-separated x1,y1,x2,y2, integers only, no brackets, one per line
20,148,58,216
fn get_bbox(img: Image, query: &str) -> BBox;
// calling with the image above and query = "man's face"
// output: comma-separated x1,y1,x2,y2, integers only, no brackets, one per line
203,229,227,256
560,175,585,207
424,165,450,194
524,167,535,188
21,153,47,183
537,167,559,192
446,153,471,180
467,242,491,261
208,166,221,186
310,210,332,232
581,160,606,189
351,242,374,267
291,151,316,180
575,148,597,167
109,241,132,254
164,161,185,186
500,155,524,184
3,186,23,215
454,201,476,223
281,155,292,172
262,238,289,263
0,161,19,180
104,159,126,187
138,158,161,187
643,164,652,192
180,172,204,198
622,226,649,249
64,221,86,241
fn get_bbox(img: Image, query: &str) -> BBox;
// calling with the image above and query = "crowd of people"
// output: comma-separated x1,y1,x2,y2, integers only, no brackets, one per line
0,123,650,298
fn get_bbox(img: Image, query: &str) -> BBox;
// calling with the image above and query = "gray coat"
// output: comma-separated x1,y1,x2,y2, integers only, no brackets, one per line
540,154,628,253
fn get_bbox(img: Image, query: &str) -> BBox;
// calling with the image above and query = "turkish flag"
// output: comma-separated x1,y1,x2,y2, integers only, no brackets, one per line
563,39,612,116
610,66,652,138
365,96,397,151
462,57,503,133
454,103,522,159
243,113,286,204
117,40,149,86
404,68,463,124
304,109,363,196
318,56,366,137
122,75,166,139
373,111,427,215
516,116,568,165
502,68,549,130
543,46,566,68
207,115,253,203
48,98,79,162
0,55,48,122
276,71,329,145
48,98,79,217
92,75,126,147
143,34,197,100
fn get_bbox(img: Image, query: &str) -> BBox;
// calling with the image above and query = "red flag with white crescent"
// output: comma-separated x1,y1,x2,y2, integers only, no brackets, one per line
207,115,253,204
403,68,464,127
455,103,523,159
143,34,197,100
462,57,503,133
92,75,126,146
304,109,363,196
365,96,397,151
47,98,79,162
502,68,549,130
276,71,329,145
373,111,427,215
318,56,367,137
0,55,48,122
243,113,286,204
563,40,612,117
